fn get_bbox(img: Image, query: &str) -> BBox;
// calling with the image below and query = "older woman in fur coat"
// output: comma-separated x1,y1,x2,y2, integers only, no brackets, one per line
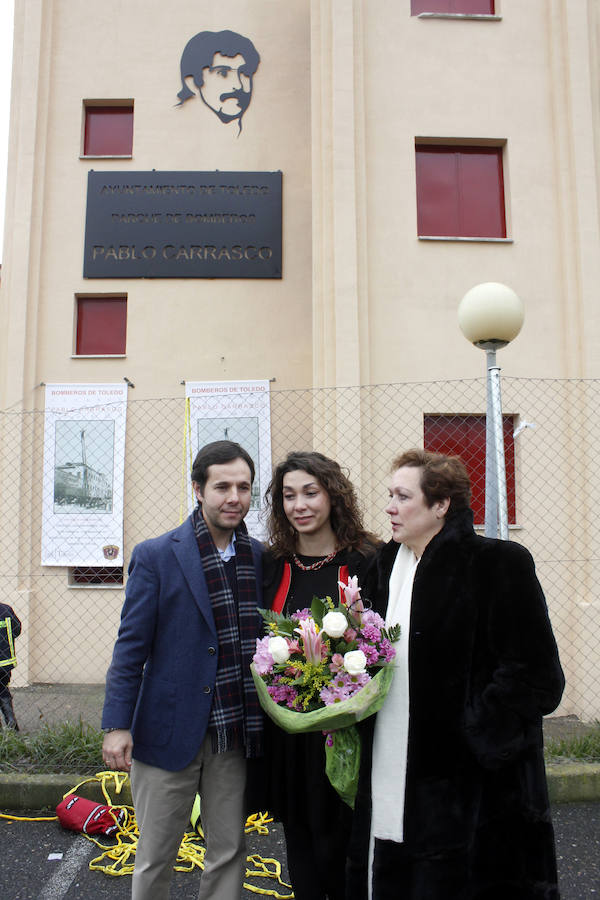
347,449,565,900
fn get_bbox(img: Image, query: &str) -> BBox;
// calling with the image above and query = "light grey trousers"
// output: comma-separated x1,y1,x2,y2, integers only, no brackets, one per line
130,736,247,900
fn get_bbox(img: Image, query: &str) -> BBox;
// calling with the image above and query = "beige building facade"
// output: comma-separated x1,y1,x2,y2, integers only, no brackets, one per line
1,1,599,717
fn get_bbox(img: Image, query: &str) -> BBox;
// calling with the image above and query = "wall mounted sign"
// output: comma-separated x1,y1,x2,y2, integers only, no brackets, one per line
83,171,282,278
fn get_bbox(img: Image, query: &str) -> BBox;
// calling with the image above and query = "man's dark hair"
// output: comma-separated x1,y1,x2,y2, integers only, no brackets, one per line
191,440,255,491
177,30,260,105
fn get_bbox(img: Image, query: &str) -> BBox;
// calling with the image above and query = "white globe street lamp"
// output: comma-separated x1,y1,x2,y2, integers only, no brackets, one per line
458,282,524,539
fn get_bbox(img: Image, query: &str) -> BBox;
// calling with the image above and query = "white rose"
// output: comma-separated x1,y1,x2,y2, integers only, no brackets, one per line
321,611,348,639
343,649,367,675
268,636,291,664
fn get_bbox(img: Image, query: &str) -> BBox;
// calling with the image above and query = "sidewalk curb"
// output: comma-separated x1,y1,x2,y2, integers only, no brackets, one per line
1,764,599,811
0,773,133,810
547,763,600,804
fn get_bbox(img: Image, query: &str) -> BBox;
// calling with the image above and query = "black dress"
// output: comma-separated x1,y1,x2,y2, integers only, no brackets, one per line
262,547,375,900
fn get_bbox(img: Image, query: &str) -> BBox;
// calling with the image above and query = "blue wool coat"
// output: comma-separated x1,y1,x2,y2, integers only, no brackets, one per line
101,516,263,771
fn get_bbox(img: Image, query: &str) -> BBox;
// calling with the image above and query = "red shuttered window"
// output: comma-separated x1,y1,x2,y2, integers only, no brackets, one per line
76,297,127,355
83,105,133,157
423,414,516,525
416,145,506,238
412,1,494,13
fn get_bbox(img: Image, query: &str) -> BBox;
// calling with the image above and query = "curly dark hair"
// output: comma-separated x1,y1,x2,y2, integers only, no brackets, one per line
265,451,376,558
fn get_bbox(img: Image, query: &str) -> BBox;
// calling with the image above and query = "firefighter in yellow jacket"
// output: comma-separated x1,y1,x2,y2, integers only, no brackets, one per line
0,602,21,730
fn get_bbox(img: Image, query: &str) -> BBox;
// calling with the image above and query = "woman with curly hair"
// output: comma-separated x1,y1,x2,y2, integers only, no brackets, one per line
262,451,378,900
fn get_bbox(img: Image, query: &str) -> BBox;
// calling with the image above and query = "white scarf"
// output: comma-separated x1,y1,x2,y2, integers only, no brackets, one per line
370,543,419,845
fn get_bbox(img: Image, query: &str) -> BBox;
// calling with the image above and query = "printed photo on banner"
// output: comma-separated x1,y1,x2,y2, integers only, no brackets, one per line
185,381,271,538
41,384,128,566
53,420,114,514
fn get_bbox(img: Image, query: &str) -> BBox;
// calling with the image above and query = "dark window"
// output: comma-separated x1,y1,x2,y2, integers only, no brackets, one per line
423,413,516,525
416,145,506,238
76,296,127,355
70,567,124,586
412,0,494,13
83,105,133,156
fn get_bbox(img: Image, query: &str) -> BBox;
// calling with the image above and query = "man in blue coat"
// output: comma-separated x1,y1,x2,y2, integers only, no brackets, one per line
101,440,264,900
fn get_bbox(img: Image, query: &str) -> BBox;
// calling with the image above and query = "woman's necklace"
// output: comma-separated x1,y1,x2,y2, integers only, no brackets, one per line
292,549,337,571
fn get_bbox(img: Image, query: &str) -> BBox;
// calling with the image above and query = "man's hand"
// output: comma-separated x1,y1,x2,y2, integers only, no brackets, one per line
102,729,133,772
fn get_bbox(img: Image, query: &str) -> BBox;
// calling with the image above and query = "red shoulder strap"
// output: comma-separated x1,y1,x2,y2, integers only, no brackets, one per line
271,561,292,614
338,565,349,604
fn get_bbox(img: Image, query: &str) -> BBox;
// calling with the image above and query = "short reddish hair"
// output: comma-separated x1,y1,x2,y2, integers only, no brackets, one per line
391,448,471,512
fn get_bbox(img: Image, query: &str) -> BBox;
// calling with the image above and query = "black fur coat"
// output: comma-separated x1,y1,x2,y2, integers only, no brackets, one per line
346,508,565,900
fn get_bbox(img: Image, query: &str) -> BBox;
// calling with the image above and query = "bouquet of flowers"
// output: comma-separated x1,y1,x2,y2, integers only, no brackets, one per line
251,576,400,806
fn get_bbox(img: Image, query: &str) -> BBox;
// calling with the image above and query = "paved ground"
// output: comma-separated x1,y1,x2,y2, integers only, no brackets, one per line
544,715,599,744
9,684,107,733
0,811,291,899
553,802,600,896
0,803,598,898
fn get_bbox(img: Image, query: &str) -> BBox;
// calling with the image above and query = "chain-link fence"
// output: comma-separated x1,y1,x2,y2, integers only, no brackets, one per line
1,377,599,737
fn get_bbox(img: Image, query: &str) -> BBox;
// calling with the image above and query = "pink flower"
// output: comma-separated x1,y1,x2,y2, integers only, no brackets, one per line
343,627,357,642
360,623,382,643
329,652,345,673
287,639,301,655
294,617,325,666
291,608,312,621
378,638,396,663
339,575,364,622
268,681,298,707
362,609,386,629
346,672,370,691
319,670,371,705
253,636,274,675
320,681,351,705
357,641,380,666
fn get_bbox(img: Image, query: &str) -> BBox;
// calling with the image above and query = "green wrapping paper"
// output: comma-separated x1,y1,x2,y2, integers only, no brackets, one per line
251,664,395,805
324,726,362,808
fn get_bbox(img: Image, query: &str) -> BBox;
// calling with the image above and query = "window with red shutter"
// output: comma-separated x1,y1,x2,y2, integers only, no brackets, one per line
415,145,506,238
423,413,516,525
83,105,133,157
75,296,127,355
412,0,494,13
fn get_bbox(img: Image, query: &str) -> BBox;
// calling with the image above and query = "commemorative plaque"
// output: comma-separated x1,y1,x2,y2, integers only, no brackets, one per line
83,171,282,278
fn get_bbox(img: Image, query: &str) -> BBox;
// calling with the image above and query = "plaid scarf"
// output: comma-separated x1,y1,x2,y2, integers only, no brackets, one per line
192,506,263,758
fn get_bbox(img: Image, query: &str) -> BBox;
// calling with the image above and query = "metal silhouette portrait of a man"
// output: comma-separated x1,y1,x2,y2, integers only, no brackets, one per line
177,30,260,133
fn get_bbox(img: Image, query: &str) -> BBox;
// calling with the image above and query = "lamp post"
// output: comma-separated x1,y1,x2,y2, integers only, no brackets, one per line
458,282,524,540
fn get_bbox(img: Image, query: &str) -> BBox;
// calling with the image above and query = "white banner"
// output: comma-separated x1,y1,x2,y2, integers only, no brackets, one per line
185,380,272,539
41,384,128,566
